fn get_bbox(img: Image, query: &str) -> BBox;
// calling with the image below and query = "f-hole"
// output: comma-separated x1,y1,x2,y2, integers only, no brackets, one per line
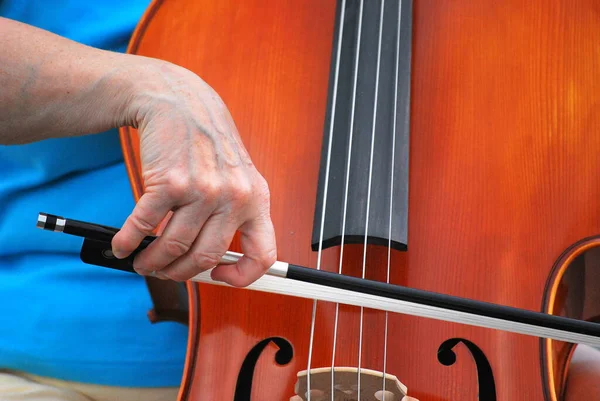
438,338,497,401
234,337,294,401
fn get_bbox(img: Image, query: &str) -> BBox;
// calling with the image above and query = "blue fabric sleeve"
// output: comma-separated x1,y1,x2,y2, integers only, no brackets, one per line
0,0,188,387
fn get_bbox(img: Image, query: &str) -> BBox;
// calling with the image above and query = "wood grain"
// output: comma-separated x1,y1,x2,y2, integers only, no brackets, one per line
120,1,600,400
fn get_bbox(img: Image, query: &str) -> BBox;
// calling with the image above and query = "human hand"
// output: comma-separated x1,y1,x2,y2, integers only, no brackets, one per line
111,60,277,287
0,15,275,286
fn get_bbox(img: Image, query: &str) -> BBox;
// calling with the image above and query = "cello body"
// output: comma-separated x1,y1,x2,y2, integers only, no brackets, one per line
119,0,600,400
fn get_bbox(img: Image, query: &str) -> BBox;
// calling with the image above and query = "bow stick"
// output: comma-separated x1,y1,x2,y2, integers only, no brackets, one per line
36,212,600,347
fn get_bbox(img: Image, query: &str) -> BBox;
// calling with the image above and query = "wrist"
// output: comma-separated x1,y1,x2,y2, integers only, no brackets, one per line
87,52,155,131
114,56,182,130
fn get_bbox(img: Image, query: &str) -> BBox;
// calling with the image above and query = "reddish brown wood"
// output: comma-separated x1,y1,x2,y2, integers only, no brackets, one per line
119,1,600,400
542,237,600,401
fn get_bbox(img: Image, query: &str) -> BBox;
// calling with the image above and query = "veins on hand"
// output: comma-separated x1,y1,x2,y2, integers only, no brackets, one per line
151,66,252,170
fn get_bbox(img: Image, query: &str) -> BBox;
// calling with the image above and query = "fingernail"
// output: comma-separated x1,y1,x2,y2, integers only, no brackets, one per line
132,262,146,275
112,248,125,259
155,271,170,280
210,271,224,283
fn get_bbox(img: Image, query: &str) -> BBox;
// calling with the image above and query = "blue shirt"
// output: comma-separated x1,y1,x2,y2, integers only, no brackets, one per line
0,1,188,387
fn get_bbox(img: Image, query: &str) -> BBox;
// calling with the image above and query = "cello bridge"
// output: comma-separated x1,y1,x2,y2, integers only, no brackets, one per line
291,367,409,401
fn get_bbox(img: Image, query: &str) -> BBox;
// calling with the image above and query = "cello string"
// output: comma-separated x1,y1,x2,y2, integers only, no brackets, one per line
330,0,362,398
308,0,347,398
358,0,386,399
383,1,403,399
331,0,363,401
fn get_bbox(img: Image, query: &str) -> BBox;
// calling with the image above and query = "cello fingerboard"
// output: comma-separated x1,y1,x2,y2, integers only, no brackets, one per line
311,0,412,252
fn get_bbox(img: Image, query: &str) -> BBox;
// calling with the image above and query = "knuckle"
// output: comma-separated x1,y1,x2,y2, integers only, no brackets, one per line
230,173,269,207
230,181,253,204
260,247,277,269
191,251,222,269
196,179,221,202
165,171,191,200
130,213,156,234
163,237,192,258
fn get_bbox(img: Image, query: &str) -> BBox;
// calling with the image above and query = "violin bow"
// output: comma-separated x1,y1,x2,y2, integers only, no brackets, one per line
36,212,600,347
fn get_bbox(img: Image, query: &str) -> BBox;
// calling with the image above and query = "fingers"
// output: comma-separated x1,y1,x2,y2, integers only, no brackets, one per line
111,191,173,259
211,213,277,287
159,212,237,281
112,172,276,287
131,202,211,275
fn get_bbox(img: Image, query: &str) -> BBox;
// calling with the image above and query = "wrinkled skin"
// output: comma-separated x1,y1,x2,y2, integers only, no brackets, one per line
112,62,277,286
0,16,277,287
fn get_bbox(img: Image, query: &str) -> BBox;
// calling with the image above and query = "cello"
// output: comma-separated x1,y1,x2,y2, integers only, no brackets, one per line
46,0,600,400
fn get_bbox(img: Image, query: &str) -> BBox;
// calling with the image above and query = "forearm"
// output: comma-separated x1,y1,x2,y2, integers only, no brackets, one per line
0,18,277,288
0,17,142,144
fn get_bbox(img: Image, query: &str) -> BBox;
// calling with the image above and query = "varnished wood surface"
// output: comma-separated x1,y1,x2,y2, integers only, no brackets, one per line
120,1,600,400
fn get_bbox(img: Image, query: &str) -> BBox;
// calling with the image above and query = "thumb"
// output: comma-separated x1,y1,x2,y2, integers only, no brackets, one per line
210,214,276,287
